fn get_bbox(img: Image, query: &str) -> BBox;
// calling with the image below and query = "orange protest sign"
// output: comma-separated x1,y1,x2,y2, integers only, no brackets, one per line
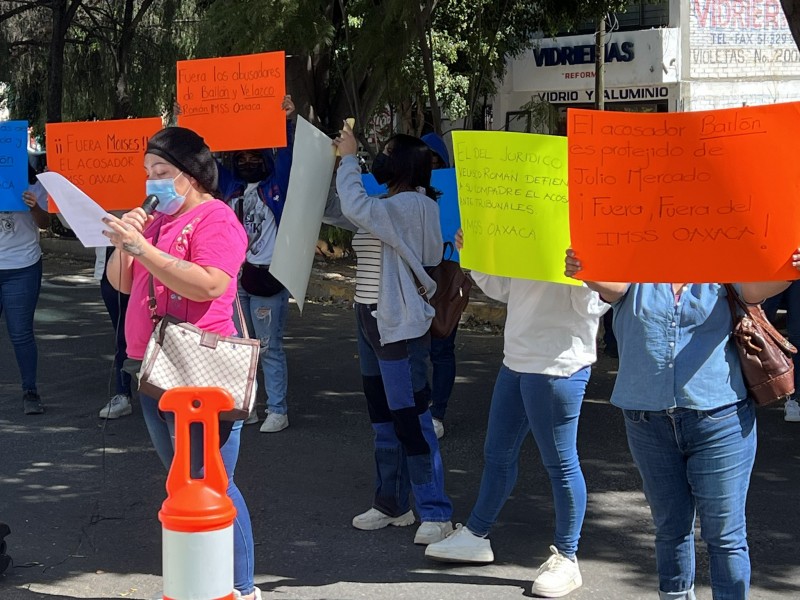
176,51,286,152
568,103,800,283
46,117,162,212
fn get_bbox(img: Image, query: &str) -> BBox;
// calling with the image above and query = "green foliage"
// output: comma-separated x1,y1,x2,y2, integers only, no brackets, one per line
0,0,635,137
196,0,335,58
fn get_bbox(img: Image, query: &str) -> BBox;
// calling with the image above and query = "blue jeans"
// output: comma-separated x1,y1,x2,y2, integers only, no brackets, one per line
355,303,452,522
623,400,756,600
0,259,42,392
236,287,289,415
140,392,255,595
763,281,800,394
100,272,131,397
429,325,457,421
466,365,590,558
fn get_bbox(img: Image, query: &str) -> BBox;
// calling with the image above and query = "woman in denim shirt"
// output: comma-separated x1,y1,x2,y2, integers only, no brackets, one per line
565,248,800,600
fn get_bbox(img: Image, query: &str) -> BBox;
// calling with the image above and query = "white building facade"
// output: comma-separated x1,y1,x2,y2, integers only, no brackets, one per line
494,0,800,133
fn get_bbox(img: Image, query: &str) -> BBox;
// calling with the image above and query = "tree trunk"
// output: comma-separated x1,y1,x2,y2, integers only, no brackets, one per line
46,1,68,123
45,0,82,124
781,1,800,49
112,0,157,119
594,16,605,111
414,0,442,134
112,0,136,119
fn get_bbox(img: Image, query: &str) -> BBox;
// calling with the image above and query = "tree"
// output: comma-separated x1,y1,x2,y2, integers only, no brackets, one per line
2,0,633,140
46,0,83,123
75,0,159,118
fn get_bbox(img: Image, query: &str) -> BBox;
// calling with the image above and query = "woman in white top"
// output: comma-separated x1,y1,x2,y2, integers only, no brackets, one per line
0,165,50,414
425,229,607,598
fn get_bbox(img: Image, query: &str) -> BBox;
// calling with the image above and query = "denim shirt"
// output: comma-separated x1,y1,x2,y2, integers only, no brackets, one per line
610,283,747,411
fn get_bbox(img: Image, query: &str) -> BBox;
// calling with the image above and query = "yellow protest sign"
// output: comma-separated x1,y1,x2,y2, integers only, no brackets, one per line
452,131,576,285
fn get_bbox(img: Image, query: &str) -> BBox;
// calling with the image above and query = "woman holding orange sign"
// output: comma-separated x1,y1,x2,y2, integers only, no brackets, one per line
564,248,800,600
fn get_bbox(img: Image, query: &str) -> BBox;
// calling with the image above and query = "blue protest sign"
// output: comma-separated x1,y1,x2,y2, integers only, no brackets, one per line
432,168,460,261
0,121,29,212
361,168,460,261
361,173,388,197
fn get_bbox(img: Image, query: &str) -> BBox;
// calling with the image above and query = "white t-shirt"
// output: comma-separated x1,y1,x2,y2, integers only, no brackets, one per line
229,182,278,265
471,272,609,377
0,181,48,270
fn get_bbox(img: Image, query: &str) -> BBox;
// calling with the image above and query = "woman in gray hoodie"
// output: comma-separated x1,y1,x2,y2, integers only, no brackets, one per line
330,124,454,546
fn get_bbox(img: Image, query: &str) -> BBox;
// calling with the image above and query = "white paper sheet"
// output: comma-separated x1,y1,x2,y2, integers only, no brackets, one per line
37,172,112,248
270,116,337,312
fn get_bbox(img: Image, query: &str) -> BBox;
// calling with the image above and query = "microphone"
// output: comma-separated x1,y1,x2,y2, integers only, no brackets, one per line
141,194,159,215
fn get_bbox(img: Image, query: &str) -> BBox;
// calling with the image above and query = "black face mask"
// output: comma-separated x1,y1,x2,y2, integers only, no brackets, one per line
371,152,393,185
236,162,268,184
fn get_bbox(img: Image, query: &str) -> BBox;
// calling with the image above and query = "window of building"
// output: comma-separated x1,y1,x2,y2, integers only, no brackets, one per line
506,101,668,135
565,0,669,35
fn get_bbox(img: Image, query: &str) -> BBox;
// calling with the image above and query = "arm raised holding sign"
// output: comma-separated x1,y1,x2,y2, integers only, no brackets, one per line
562,244,800,599
738,253,800,304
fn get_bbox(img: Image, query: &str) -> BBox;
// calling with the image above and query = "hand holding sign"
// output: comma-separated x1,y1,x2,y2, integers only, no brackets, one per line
334,119,357,156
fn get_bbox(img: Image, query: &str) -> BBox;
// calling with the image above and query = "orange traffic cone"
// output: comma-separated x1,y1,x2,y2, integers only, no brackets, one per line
158,387,237,600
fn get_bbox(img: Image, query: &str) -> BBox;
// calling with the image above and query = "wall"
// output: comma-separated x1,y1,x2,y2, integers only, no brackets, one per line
685,0,800,110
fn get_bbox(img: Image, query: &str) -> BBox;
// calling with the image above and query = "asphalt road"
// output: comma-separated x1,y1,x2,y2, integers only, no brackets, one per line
0,255,798,600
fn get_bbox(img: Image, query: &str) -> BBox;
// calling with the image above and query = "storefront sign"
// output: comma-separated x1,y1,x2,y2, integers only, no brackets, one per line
533,85,672,104
532,42,634,67
513,29,678,92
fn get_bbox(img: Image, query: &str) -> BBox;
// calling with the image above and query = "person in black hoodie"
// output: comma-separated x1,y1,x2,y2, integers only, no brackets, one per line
217,95,295,433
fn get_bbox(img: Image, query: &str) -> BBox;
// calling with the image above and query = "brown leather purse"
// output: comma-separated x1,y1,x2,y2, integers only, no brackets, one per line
416,242,473,339
724,284,797,406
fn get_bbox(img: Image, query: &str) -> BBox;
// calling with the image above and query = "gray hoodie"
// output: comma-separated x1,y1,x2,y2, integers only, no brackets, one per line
327,155,443,344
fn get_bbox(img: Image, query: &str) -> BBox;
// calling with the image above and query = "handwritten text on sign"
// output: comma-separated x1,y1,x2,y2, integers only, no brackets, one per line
0,120,29,212
453,130,576,285
177,51,286,152
567,103,800,283
46,117,162,212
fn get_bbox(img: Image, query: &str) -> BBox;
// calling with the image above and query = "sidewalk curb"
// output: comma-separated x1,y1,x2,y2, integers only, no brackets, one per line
307,266,507,328
41,237,96,263
41,240,507,328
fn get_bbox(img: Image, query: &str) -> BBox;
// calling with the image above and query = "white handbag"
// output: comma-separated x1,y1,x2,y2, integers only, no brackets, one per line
138,274,259,421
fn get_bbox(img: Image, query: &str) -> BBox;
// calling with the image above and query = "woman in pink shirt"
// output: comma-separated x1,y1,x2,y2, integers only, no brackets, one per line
102,127,260,600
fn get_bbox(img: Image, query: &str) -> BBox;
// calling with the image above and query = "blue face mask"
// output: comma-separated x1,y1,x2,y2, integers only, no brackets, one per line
145,173,186,215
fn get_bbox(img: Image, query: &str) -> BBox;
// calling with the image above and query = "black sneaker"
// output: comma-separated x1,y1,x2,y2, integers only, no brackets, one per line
23,391,44,415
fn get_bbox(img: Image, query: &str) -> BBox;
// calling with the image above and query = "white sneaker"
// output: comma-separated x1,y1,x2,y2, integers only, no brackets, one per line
260,413,288,433
243,410,260,425
233,586,262,600
784,398,800,422
98,394,132,419
414,520,453,545
531,546,582,598
352,507,415,530
425,524,494,562
432,418,444,440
